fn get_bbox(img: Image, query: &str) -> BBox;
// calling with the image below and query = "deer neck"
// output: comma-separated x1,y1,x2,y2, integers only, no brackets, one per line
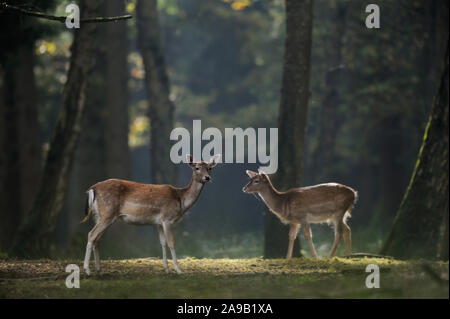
180,173,205,212
258,183,285,217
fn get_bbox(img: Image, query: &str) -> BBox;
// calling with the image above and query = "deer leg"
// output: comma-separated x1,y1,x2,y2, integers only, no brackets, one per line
157,224,169,273
328,220,343,258
93,245,100,272
286,224,299,259
301,222,318,258
342,219,352,255
84,219,114,275
162,222,182,274
84,224,99,275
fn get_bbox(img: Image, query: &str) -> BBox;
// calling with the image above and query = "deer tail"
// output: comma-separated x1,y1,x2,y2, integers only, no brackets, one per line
80,189,95,223
346,190,358,217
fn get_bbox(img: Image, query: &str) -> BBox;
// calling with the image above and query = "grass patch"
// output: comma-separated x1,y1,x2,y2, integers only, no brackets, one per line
0,257,448,298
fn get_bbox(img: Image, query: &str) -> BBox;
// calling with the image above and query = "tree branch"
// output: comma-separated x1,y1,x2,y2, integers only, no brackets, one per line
0,2,132,23
341,253,394,259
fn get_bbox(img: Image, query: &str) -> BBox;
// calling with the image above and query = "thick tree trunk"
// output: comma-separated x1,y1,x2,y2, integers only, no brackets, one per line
104,0,130,179
439,211,449,260
57,0,131,248
137,0,177,185
56,18,107,248
380,41,449,260
0,46,40,251
0,67,20,251
10,0,99,258
264,0,313,258
313,0,347,181
376,115,405,223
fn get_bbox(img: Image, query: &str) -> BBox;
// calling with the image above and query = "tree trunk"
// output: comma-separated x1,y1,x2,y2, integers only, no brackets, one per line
55,17,107,248
104,0,130,179
56,0,131,249
264,0,313,258
380,40,449,260
313,0,347,181
10,0,100,258
439,210,449,261
137,0,177,185
0,46,40,251
376,114,406,223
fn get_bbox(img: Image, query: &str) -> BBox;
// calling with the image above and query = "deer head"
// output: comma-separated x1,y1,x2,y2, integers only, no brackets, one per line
242,169,271,193
186,154,220,184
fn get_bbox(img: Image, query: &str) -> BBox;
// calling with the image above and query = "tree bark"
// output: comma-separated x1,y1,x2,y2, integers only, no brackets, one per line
264,0,313,258
10,0,100,258
137,0,177,185
0,46,40,251
56,0,131,249
380,40,449,260
104,0,130,179
313,0,347,181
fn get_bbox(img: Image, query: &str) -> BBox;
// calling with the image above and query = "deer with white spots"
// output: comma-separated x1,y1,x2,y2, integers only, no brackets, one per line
81,154,220,275
243,169,358,259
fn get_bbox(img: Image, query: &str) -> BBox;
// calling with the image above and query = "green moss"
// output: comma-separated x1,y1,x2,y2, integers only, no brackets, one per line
0,258,448,298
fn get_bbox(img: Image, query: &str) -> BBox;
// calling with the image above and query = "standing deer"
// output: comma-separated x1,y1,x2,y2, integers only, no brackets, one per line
81,154,220,275
243,169,357,259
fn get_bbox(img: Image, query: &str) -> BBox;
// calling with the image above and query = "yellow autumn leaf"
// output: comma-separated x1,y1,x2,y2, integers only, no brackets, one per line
45,41,56,55
126,2,136,13
36,41,57,55
231,0,250,11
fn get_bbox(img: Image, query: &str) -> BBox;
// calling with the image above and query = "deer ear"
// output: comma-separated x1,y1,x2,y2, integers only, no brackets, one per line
209,154,221,167
258,168,269,180
186,154,194,167
246,170,258,178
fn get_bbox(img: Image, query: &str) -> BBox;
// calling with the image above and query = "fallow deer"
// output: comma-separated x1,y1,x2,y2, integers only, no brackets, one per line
243,169,357,259
81,154,220,275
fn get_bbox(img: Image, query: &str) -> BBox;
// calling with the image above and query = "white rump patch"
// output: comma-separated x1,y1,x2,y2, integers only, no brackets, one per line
87,189,99,223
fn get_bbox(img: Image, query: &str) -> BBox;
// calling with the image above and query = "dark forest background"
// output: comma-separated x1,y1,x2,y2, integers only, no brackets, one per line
0,0,448,260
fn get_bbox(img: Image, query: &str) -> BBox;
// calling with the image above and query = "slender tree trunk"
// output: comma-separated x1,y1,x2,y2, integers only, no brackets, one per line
0,46,40,251
137,0,177,185
381,40,449,260
10,0,100,258
264,0,313,258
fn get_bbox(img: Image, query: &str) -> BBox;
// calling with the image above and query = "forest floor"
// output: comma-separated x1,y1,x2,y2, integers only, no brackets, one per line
0,257,448,298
